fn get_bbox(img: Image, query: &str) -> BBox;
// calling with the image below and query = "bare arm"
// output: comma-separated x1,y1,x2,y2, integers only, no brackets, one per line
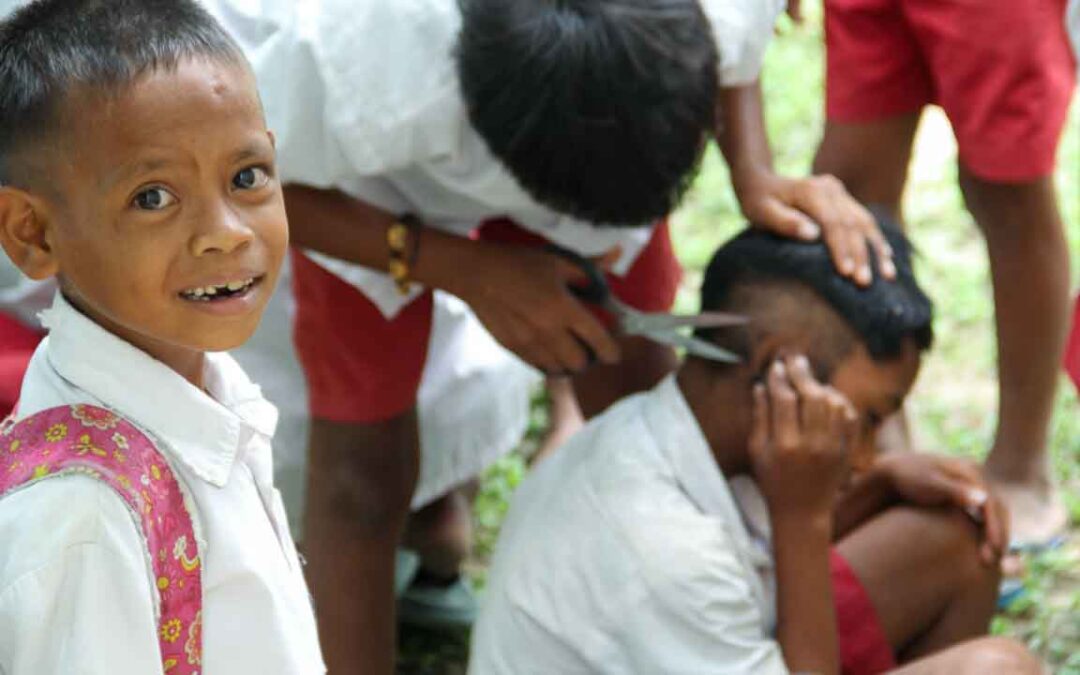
751,355,859,674
832,466,896,540
282,184,620,373
716,82,893,286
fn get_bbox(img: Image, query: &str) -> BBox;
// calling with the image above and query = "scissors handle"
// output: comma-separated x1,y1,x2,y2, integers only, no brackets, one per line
544,245,611,307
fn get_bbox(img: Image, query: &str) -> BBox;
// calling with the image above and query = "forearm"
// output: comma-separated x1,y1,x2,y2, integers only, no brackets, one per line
771,512,839,675
832,466,896,539
716,81,774,185
283,184,484,297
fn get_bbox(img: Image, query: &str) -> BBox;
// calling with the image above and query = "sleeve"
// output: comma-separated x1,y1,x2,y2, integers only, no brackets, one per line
0,478,162,675
204,0,462,191
200,0,361,190
699,0,787,86
617,523,790,674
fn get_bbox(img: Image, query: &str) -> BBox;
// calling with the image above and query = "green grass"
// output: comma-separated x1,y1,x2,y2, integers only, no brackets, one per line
409,3,1080,671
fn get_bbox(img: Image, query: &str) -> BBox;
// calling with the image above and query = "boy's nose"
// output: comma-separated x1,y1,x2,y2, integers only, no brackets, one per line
192,205,254,256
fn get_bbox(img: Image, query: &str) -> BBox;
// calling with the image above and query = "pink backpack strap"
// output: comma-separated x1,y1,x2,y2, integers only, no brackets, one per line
0,405,203,674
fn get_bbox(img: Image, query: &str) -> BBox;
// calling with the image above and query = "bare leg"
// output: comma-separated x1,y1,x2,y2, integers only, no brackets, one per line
812,113,922,217
531,376,585,464
814,114,924,454
572,335,677,418
302,412,420,675
958,170,1071,543
890,637,1044,674
836,506,999,662
402,482,477,579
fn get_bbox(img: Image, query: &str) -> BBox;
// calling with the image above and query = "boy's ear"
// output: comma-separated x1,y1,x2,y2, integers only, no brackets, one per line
748,333,783,380
0,187,59,281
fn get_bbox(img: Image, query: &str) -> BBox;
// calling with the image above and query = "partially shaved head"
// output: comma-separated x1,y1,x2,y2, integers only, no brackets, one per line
698,212,934,378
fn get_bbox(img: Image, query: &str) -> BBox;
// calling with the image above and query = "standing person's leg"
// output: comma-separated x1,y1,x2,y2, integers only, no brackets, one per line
291,250,433,674
813,0,931,455
958,173,1072,541
908,0,1077,543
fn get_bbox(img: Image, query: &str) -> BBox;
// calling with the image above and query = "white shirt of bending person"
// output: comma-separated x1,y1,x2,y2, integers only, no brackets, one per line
201,0,785,319
469,374,787,675
0,294,325,675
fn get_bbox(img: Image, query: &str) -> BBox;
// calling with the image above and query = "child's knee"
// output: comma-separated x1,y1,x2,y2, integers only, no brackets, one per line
908,506,1000,591
962,637,1043,675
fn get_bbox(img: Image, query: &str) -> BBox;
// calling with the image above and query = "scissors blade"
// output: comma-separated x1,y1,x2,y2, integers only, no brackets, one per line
646,331,743,364
631,311,749,332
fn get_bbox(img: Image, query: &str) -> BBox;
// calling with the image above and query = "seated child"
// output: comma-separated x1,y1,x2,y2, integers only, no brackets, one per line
470,219,1041,674
0,1,323,673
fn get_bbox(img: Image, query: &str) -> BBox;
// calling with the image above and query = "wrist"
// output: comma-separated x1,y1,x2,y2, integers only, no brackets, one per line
770,505,834,540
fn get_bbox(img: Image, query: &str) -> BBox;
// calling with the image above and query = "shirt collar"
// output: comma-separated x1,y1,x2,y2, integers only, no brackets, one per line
642,374,755,544
39,293,278,487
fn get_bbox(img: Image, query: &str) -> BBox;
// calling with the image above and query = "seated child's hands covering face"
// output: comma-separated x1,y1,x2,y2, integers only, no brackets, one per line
749,353,860,519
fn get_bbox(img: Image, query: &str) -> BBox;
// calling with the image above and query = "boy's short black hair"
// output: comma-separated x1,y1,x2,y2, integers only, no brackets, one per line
0,0,246,186
457,0,718,226
699,209,934,372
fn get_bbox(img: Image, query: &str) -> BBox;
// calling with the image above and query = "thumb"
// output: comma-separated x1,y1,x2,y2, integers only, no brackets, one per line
751,198,820,241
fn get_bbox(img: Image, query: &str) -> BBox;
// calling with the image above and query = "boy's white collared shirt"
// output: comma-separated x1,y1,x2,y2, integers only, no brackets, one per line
469,374,787,674
202,0,784,320
0,294,325,675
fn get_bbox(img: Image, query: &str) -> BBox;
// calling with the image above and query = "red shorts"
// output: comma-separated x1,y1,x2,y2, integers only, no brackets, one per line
0,313,43,418
291,220,681,423
824,0,1077,182
1065,294,1080,394
832,549,897,675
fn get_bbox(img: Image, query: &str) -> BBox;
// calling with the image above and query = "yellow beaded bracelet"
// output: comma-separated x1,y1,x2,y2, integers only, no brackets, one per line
387,215,421,294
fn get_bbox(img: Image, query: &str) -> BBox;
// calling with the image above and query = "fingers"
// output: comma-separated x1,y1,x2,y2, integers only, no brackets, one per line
767,360,800,452
749,383,770,456
793,174,896,287
783,354,827,431
981,494,1009,565
567,305,621,365
857,207,896,280
751,196,821,241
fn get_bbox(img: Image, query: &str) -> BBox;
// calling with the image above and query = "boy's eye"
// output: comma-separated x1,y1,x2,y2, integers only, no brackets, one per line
133,187,177,211
233,166,270,190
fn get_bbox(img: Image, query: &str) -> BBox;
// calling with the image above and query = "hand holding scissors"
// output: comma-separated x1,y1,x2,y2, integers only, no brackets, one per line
547,245,748,364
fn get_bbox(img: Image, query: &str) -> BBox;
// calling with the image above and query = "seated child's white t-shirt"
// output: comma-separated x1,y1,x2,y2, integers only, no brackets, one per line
0,294,325,675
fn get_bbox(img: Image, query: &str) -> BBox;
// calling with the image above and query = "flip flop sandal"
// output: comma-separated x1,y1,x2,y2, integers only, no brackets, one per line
398,575,478,631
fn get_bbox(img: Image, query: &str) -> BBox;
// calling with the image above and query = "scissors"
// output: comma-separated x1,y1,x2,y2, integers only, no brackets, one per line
548,245,748,364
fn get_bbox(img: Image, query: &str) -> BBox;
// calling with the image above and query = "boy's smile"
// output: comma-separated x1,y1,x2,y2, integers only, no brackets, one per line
21,56,287,383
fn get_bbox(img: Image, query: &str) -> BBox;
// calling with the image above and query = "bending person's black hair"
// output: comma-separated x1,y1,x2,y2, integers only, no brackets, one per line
699,209,934,368
457,0,718,226
0,0,246,186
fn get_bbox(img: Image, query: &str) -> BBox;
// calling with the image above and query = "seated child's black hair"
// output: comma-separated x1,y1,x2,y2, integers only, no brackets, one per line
699,209,934,366
456,0,717,226
0,0,245,186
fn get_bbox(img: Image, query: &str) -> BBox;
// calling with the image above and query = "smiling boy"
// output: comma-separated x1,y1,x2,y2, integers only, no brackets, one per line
0,1,322,672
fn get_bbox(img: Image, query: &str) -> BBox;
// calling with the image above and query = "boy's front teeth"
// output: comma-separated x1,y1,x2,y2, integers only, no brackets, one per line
184,278,254,299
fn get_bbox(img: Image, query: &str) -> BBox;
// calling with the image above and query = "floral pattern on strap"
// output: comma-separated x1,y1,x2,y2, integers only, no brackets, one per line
0,405,203,674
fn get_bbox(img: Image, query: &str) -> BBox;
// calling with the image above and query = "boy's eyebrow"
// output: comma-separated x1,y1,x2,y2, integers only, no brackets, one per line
100,141,272,192
100,158,175,192
229,142,273,164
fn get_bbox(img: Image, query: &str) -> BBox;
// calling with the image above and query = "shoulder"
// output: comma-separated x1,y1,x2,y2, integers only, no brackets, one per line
0,474,147,596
